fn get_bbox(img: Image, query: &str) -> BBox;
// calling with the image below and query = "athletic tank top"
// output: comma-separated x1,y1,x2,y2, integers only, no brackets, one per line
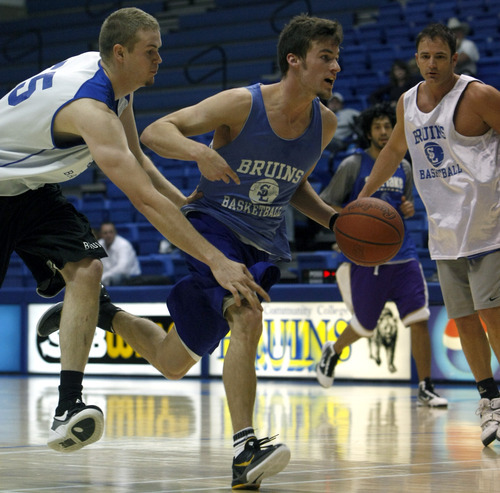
183,83,323,260
404,75,500,259
0,52,130,195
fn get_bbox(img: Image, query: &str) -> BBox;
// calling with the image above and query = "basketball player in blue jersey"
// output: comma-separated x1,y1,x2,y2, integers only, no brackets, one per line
359,24,500,446
38,14,343,489
0,7,268,454
316,103,447,407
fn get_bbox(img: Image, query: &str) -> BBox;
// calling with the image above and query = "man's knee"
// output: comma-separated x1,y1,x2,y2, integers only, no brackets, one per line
61,257,103,284
227,305,263,345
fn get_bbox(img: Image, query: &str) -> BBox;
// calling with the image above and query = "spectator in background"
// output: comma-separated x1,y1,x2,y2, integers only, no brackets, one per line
326,92,360,154
447,17,479,76
98,221,141,285
369,59,420,108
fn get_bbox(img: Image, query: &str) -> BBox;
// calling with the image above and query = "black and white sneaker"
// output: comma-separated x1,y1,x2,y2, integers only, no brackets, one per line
231,435,290,490
37,284,122,337
316,341,338,388
47,399,104,453
36,269,65,298
417,379,448,407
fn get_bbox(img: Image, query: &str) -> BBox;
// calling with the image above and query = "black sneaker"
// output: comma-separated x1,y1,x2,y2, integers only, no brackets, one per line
231,435,290,490
36,269,66,298
47,399,104,452
36,284,122,337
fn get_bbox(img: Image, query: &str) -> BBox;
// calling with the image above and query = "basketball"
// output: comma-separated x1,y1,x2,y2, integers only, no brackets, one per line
334,197,404,266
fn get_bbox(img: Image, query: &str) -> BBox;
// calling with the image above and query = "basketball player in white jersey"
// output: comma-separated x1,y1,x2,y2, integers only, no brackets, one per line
0,7,268,453
358,23,500,447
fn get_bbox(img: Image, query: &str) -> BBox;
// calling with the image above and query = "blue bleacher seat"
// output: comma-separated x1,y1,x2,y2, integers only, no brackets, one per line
136,224,163,256
377,3,405,26
169,251,189,281
137,255,172,277
354,23,385,46
80,194,108,227
108,197,135,224
116,223,138,242
417,248,437,279
429,1,459,22
468,15,499,38
477,56,500,89
368,46,401,73
105,180,126,199
309,150,333,190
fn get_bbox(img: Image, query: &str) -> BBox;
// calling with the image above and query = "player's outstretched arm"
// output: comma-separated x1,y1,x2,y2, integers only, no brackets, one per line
58,98,268,307
141,89,253,184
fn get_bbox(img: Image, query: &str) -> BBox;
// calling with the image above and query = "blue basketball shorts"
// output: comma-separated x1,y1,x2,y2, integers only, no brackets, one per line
166,212,281,357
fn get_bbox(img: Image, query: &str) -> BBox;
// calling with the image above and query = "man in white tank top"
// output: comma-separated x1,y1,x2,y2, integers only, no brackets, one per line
358,23,500,447
2,7,268,455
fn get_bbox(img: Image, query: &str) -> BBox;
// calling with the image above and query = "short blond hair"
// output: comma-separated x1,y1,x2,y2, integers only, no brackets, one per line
99,7,159,64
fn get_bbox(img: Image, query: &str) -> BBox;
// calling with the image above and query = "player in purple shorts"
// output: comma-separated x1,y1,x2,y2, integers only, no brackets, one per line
316,103,447,407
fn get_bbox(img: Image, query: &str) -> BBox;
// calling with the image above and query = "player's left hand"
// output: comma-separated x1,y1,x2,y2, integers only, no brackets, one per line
399,196,414,219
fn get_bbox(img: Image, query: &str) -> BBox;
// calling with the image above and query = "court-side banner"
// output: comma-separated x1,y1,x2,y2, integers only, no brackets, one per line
29,301,489,382
209,301,412,380
28,303,201,376
429,305,500,381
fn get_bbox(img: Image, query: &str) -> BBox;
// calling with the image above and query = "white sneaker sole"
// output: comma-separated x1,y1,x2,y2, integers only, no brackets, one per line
241,444,291,488
482,422,500,447
48,407,104,453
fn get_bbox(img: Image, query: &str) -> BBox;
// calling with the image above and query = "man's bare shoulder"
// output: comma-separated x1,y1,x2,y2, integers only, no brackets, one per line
458,80,500,135
53,97,114,136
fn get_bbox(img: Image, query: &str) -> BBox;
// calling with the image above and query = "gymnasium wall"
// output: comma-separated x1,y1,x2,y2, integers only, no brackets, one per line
1,282,493,383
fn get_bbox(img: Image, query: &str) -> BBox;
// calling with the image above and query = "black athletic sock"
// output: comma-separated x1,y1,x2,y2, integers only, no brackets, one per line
477,377,500,400
56,370,84,415
423,376,434,391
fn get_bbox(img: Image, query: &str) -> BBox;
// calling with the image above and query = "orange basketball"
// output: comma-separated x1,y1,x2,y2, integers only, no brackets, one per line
334,197,404,266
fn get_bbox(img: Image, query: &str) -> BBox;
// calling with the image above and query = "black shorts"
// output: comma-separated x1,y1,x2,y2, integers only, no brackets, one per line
0,184,107,288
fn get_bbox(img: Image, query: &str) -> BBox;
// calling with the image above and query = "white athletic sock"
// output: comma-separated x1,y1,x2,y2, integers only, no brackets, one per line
233,427,256,458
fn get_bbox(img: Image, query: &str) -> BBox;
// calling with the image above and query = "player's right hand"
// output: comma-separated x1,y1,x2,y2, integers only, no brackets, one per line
211,259,270,310
197,147,240,184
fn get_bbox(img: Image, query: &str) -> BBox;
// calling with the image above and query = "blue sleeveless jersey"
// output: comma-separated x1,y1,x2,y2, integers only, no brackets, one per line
183,83,323,261
344,151,417,262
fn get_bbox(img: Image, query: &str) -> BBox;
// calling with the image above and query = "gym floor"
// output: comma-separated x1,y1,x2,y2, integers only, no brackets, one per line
1,375,498,492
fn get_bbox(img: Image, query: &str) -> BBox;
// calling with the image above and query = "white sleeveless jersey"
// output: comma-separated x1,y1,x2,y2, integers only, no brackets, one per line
404,75,500,259
0,52,129,195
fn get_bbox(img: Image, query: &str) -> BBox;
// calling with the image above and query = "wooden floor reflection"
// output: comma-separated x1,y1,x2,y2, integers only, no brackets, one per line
1,375,499,492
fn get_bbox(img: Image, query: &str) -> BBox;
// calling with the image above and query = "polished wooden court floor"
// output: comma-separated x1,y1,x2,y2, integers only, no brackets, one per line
1,375,499,492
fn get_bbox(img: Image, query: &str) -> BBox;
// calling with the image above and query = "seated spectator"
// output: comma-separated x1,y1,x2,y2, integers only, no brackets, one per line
369,59,420,108
447,17,479,76
98,221,141,285
326,92,360,154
